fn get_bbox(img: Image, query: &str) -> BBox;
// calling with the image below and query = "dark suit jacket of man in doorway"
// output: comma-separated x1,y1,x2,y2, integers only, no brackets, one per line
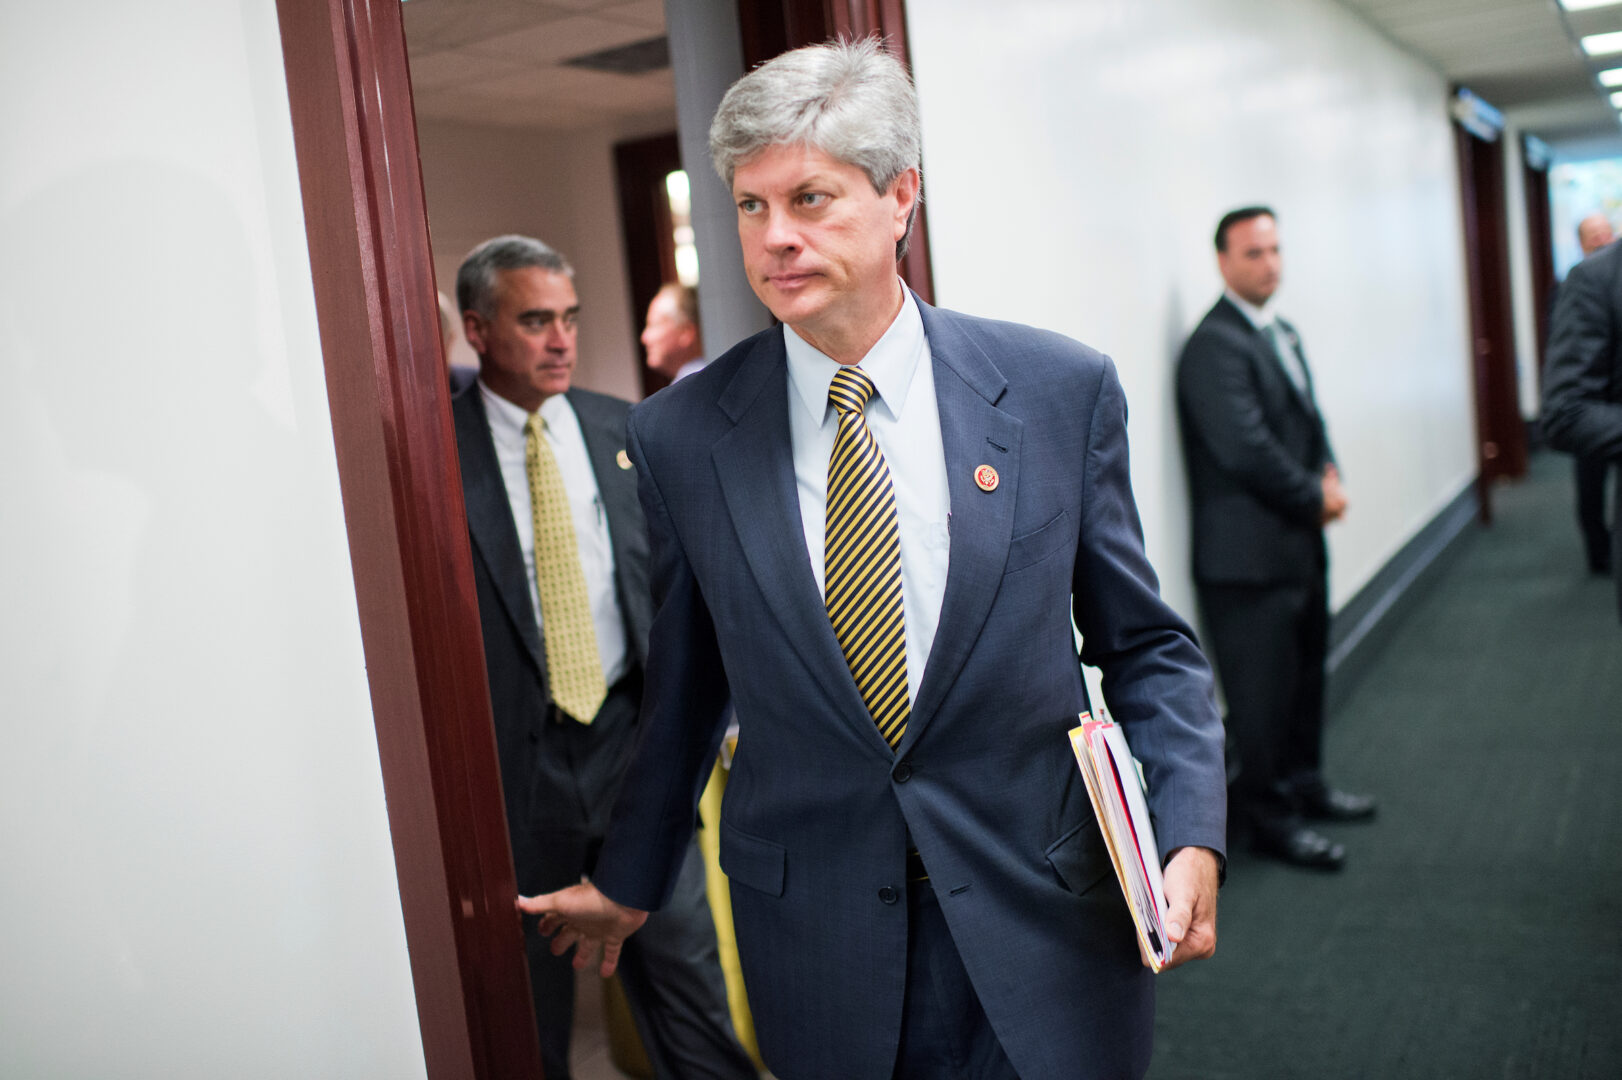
1177,207,1375,873
523,40,1228,1080
1547,212,1617,578
1544,229,1622,622
452,235,755,1080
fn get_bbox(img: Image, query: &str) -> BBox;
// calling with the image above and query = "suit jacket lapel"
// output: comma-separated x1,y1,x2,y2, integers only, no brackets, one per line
454,388,545,674
711,330,891,757
905,301,1024,749
1273,318,1321,415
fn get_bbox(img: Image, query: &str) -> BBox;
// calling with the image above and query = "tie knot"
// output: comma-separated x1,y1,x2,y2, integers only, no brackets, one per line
828,366,877,417
526,414,547,438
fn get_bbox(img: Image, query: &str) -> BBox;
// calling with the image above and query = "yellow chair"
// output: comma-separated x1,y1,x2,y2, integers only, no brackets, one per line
606,756,764,1075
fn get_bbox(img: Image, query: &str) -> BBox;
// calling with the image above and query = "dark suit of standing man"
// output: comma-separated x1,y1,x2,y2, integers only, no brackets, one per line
451,236,755,1080
523,41,1228,1080
1177,207,1375,872
1544,231,1622,622
1550,213,1616,577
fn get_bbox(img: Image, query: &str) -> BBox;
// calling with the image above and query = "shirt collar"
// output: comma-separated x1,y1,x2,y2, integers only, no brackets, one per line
784,282,926,426
479,378,569,442
1224,287,1278,330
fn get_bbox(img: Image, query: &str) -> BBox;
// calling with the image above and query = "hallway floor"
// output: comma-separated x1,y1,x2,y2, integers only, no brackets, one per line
1153,452,1622,1078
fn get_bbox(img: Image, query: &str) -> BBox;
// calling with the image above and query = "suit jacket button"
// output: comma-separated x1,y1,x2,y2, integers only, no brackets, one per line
893,763,912,783
878,886,898,905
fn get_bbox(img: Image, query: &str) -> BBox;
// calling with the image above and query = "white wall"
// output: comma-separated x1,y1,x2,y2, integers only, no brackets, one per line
417,114,677,401
908,0,1478,617
0,2,426,1076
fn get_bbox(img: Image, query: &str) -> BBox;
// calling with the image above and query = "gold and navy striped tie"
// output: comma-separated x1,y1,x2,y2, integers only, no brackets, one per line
825,367,909,750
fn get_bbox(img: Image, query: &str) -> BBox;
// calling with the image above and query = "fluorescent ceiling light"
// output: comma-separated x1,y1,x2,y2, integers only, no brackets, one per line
1583,30,1622,54
1563,0,1622,11
1610,90,1622,107
1600,67,1622,85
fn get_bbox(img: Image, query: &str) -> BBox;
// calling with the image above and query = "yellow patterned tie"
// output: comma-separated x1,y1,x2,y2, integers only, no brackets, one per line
525,415,606,724
825,367,909,750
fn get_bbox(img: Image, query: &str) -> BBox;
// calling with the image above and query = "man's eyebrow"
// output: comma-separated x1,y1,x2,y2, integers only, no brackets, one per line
516,305,581,319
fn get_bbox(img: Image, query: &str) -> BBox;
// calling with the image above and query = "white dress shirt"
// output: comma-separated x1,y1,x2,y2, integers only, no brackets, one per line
1225,287,1309,393
783,286,950,707
479,380,630,689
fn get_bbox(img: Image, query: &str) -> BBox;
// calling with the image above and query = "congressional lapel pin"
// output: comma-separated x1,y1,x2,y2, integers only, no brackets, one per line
974,464,999,492
616,449,633,471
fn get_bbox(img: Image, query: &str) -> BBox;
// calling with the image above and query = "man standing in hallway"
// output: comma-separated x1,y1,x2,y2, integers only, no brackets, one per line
1544,218,1622,622
523,40,1227,1080
1552,212,1615,577
451,235,755,1080
1177,207,1375,871
641,282,709,384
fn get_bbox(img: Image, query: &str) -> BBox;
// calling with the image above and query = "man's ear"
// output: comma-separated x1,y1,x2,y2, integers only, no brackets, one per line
891,168,921,238
462,311,486,356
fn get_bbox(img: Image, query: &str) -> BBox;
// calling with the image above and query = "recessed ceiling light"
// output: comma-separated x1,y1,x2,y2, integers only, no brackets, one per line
1610,90,1622,107
1600,67,1622,85
1563,0,1622,11
1583,30,1622,55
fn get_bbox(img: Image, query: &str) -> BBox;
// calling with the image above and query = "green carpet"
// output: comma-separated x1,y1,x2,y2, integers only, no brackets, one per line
1151,453,1622,1079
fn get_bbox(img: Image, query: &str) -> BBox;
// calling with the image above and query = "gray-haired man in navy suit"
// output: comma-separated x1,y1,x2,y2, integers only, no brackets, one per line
523,41,1227,1080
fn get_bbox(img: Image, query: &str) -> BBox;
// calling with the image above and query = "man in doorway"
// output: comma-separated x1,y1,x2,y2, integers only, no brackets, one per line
523,40,1227,1080
451,235,755,1080
1176,207,1375,873
641,282,709,384
1545,218,1622,622
1556,212,1615,577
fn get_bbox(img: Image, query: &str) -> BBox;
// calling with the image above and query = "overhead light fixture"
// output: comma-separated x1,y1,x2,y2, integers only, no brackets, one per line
1600,67,1622,86
1562,0,1622,11
1583,30,1622,55
1611,90,1622,107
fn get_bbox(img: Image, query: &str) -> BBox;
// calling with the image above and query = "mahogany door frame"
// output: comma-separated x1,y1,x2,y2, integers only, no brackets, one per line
1521,140,1556,391
1454,121,1529,523
614,131,685,400
273,1,544,1076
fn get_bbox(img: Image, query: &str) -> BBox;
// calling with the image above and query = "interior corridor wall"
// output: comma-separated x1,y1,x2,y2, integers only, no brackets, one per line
907,0,1477,620
0,2,427,1076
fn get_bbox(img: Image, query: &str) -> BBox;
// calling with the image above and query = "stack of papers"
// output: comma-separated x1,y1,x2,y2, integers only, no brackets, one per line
1067,712,1175,972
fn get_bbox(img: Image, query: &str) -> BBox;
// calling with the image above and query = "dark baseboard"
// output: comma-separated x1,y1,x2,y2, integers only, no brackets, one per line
1325,480,1480,713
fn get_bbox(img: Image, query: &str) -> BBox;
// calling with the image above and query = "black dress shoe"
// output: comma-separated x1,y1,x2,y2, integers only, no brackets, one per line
1298,784,1377,822
1253,824,1346,871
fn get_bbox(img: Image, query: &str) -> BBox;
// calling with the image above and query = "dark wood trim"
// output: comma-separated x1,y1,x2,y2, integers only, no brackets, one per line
1522,141,1556,383
736,0,935,304
614,131,684,399
1454,121,1528,522
273,2,544,1077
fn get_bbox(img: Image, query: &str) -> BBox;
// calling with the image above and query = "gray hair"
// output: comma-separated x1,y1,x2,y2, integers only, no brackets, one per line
709,38,923,259
456,235,573,321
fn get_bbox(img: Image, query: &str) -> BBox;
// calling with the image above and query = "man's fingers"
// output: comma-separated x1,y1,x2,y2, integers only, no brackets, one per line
599,941,623,978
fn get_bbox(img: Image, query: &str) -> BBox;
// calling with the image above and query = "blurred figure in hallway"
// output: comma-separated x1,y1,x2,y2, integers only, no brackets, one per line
1177,206,1375,872
641,282,708,384
1551,213,1615,577
1544,216,1622,623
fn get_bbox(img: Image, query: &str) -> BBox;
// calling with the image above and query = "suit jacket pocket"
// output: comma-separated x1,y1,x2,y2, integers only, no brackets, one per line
719,820,786,898
1044,815,1112,897
1005,508,1071,574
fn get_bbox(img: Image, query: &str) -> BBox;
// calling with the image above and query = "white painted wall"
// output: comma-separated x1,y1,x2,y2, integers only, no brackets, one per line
907,0,1478,617
0,2,426,1076
417,114,678,402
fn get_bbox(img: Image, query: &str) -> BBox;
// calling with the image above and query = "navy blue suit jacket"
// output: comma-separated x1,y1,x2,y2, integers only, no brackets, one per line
593,297,1227,1079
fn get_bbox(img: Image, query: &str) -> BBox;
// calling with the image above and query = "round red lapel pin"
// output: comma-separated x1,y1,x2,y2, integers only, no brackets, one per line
974,464,999,492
